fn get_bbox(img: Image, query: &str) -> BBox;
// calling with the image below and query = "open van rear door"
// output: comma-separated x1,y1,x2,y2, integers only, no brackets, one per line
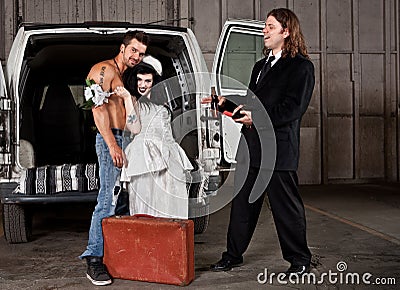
0,65,12,179
212,19,265,164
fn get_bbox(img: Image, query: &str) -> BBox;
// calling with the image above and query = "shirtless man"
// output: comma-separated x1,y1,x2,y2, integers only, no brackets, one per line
80,31,149,286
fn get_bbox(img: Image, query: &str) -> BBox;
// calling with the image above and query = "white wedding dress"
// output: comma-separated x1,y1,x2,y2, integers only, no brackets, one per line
121,104,193,219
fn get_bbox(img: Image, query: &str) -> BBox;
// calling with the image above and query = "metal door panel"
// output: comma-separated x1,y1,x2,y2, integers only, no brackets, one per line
360,54,385,115
212,20,265,164
294,0,321,51
359,117,385,178
327,117,354,179
20,0,168,23
225,0,254,19
299,127,321,184
259,0,286,18
327,54,353,115
324,0,398,182
327,0,353,52
359,0,384,51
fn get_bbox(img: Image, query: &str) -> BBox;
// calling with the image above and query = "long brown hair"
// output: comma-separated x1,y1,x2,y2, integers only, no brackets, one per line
264,8,309,59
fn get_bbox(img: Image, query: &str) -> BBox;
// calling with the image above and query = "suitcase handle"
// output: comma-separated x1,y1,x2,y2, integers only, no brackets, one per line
133,214,155,219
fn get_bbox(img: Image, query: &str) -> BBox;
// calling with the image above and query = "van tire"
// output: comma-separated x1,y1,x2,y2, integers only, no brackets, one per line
189,194,210,234
2,204,32,243
192,214,209,234
188,161,210,234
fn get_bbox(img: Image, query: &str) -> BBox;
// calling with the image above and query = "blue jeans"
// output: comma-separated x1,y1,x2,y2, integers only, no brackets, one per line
80,132,124,259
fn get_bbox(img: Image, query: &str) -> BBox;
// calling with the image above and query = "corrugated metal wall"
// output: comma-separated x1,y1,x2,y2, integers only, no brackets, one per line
191,0,323,184
1,0,181,60
20,0,172,24
1,0,399,184
323,0,398,183
188,0,400,184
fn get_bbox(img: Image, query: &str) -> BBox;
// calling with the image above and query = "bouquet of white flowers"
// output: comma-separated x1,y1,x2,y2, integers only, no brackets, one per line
80,79,113,110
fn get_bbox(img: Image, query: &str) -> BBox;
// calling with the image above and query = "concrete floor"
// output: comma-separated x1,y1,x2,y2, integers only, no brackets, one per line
0,181,399,289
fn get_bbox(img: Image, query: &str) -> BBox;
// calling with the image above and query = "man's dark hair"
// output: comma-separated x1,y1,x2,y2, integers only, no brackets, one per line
122,30,150,46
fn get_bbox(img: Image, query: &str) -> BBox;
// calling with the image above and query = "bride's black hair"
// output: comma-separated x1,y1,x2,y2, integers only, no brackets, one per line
122,62,170,114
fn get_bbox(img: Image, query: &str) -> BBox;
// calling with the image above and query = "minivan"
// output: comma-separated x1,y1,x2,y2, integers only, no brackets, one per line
0,20,266,243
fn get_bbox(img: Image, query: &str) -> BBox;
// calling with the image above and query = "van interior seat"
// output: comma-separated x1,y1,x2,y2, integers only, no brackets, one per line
19,139,35,169
37,83,82,166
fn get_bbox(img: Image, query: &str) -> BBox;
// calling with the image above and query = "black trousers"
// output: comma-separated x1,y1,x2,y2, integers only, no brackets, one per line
222,167,311,266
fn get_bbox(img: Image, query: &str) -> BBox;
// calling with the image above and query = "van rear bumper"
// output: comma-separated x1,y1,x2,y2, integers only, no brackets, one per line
0,183,98,204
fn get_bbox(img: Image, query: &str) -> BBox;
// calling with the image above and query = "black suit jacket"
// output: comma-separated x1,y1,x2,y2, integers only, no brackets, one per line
225,54,315,170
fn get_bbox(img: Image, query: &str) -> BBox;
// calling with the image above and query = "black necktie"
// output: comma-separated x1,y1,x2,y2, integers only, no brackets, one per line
259,56,275,82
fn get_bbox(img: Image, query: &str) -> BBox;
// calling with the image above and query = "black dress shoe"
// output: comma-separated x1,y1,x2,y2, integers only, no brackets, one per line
285,264,310,276
210,258,243,271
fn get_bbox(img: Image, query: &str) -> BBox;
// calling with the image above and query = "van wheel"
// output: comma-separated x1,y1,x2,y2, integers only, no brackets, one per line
189,189,210,234
192,214,209,234
188,160,210,234
2,204,32,243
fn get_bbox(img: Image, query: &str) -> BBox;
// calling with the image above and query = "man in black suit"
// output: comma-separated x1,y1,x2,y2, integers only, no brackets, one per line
210,8,315,275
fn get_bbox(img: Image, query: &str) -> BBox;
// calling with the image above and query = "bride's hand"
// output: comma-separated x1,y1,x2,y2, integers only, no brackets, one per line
114,86,131,100
122,151,128,167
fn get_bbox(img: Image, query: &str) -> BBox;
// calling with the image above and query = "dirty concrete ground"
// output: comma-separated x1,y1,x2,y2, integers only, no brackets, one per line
0,181,399,290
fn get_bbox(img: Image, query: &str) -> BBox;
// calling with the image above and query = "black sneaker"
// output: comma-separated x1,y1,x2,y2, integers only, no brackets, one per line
210,258,243,271
285,264,310,278
85,256,112,286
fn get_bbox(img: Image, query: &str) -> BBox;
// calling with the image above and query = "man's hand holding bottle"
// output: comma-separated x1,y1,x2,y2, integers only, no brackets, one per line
201,89,252,126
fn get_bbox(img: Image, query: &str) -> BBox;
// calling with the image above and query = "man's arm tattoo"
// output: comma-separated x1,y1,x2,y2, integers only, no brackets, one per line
99,66,106,86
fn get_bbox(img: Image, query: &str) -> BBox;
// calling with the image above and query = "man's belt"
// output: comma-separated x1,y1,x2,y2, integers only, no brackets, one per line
111,128,124,136
97,128,124,136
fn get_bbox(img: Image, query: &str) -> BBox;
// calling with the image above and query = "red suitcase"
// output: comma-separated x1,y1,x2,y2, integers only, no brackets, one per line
102,215,194,286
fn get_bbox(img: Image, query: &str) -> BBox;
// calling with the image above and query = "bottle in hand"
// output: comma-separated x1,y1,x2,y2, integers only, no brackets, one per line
211,86,218,118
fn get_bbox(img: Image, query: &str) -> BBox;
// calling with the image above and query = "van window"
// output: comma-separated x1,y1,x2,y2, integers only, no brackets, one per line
70,85,85,105
220,30,264,89
39,84,81,110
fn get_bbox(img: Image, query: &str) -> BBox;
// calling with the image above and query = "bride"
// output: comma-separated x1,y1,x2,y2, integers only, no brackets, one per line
115,55,193,219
